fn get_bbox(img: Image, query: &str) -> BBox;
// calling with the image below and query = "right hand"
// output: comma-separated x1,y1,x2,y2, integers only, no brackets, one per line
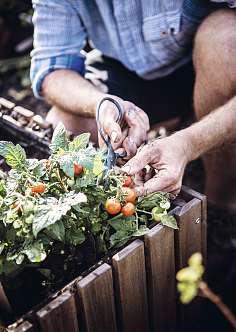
97,95,150,159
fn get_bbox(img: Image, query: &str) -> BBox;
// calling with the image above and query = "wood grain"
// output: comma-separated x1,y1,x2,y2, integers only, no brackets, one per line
36,291,79,332
112,239,150,332
77,263,117,332
144,224,176,332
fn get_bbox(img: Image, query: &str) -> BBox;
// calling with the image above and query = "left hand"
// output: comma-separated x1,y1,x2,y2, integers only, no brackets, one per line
121,133,190,196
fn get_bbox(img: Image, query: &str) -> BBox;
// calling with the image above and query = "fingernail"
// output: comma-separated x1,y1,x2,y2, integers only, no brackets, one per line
111,131,118,143
128,136,135,145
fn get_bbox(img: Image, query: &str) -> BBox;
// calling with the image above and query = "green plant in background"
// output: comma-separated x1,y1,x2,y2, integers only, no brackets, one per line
177,253,236,329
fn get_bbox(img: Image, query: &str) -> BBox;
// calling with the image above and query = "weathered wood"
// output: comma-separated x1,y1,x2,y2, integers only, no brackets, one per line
174,198,202,270
144,224,176,332
112,239,149,332
36,291,79,332
77,263,117,332
174,197,203,331
7,321,35,332
181,185,207,264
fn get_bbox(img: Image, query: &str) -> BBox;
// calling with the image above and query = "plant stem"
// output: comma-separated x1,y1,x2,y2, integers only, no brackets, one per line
199,281,236,329
136,208,152,215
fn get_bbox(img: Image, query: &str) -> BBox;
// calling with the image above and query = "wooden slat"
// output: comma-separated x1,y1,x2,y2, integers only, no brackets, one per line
7,321,35,332
181,185,207,264
36,291,79,332
144,224,176,332
174,197,203,331
112,240,150,332
174,198,202,270
77,263,117,332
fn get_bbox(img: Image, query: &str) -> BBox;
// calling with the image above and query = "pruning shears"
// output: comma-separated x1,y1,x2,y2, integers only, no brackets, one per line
96,97,127,170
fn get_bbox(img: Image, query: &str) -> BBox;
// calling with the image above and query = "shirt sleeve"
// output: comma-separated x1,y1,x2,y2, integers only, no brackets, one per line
30,0,87,99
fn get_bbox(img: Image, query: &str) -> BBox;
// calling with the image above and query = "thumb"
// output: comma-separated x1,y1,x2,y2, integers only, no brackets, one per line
102,119,122,145
121,147,150,175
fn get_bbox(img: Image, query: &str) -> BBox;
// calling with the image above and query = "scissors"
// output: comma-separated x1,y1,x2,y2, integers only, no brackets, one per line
96,97,127,170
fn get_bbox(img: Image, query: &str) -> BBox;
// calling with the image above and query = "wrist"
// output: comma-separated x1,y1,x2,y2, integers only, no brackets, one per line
169,130,195,163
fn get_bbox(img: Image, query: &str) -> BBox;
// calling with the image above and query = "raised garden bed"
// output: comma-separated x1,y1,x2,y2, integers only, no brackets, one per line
0,98,207,332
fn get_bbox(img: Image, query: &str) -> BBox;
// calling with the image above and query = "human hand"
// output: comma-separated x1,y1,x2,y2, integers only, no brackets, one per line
97,95,150,158
121,133,190,196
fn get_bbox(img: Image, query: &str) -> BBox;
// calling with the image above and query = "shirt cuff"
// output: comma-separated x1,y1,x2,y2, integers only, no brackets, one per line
31,54,85,99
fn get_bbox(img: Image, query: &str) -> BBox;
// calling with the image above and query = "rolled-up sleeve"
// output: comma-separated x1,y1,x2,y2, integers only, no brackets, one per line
30,0,87,99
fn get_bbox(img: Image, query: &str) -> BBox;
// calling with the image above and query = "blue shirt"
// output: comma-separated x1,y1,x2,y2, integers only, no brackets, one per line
30,0,235,99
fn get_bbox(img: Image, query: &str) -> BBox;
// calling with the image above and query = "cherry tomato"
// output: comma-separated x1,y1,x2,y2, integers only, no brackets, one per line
74,163,83,176
121,202,136,217
122,176,133,188
122,187,137,204
31,182,46,194
105,198,122,215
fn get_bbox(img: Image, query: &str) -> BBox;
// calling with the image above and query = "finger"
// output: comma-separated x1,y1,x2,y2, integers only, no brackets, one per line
121,145,152,175
122,136,137,158
135,106,150,130
138,169,176,195
124,109,147,147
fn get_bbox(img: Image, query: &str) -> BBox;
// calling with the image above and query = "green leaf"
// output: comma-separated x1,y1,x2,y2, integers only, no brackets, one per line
69,133,90,151
0,141,26,170
138,192,171,210
24,241,47,263
46,221,65,241
133,225,149,237
50,123,69,154
66,229,85,246
161,214,179,229
93,154,104,176
33,193,87,236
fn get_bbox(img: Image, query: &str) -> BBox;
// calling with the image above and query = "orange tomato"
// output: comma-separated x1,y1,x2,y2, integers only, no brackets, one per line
121,202,135,217
105,198,122,215
122,187,137,204
31,182,46,194
74,163,83,176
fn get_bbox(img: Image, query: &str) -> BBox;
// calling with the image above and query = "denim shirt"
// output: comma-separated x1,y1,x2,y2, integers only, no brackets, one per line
30,0,233,99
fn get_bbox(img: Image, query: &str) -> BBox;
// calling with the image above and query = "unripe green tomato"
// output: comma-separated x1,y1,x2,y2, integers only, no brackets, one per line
160,200,171,210
67,179,75,187
152,207,167,222
24,201,35,214
25,215,34,224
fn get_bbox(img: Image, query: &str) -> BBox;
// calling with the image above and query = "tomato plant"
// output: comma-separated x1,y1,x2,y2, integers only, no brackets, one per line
0,123,176,281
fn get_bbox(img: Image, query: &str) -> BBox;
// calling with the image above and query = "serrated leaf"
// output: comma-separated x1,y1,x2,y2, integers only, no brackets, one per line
50,123,69,154
93,154,104,176
69,133,90,151
66,229,85,246
161,214,179,229
46,221,65,241
24,241,47,263
33,193,87,236
0,141,26,170
133,225,149,237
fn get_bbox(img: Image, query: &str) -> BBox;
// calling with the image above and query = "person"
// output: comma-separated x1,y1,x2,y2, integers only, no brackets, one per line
31,1,236,208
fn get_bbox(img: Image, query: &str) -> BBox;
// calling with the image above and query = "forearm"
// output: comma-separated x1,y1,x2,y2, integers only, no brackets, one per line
175,95,236,161
42,69,105,117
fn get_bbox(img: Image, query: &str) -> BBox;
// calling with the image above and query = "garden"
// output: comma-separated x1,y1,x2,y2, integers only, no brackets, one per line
0,1,236,332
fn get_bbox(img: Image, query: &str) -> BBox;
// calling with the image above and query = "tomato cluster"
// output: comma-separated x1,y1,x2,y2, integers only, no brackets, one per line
105,178,137,218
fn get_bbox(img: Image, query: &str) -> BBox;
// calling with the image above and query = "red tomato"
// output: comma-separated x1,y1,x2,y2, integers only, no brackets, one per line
31,182,46,194
121,202,136,217
122,187,137,204
74,163,83,176
122,176,133,188
105,198,122,215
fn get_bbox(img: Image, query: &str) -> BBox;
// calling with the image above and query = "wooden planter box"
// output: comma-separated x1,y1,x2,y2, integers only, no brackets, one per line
4,186,206,332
